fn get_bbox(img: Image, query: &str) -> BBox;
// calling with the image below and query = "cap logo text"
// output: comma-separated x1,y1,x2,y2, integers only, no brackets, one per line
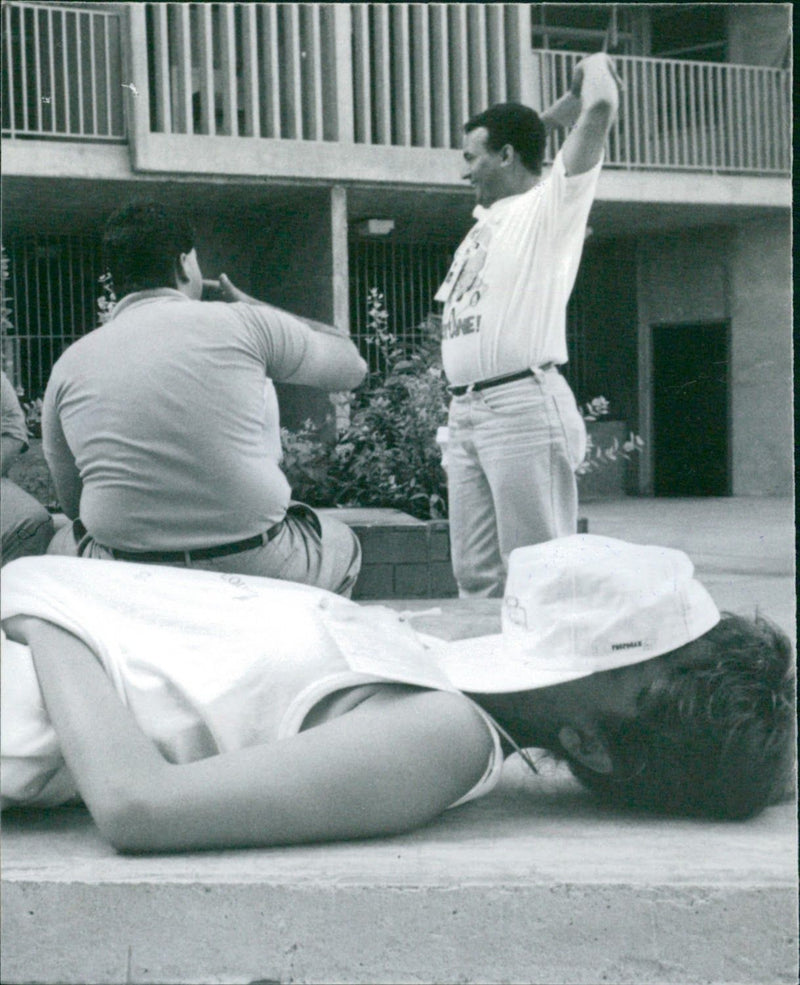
611,640,644,651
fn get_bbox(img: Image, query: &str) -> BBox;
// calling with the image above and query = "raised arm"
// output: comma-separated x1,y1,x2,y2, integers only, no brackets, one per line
11,616,492,852
547,52,620,177
209,273,367,391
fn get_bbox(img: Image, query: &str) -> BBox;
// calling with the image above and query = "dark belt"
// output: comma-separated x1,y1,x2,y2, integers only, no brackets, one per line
447,364,555,397
73,517,284,563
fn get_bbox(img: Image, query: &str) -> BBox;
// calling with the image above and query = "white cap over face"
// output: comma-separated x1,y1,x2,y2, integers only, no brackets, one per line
437,535,720,693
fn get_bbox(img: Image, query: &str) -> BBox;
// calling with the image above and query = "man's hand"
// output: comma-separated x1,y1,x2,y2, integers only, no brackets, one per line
570,53,624,100
202,274,260,305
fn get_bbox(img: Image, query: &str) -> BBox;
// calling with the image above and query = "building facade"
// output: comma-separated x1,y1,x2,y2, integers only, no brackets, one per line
1,2,792,496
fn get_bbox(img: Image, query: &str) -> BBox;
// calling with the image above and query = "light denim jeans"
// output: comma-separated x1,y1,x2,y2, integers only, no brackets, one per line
447,369,586,598
0,477,55,565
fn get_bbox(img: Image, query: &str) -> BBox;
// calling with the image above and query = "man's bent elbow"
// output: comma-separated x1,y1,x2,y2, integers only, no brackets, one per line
330,354,367,391
90,776,171,853
93,790,159,853
345,355,368,389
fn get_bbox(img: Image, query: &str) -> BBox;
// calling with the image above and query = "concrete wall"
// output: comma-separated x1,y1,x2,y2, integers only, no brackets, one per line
729,215,793,495
635,221,792,496
726,4,791,66
246,191,340,432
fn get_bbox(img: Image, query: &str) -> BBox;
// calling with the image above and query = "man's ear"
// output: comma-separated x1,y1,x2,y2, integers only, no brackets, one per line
499,143,515,166
558,725,614,775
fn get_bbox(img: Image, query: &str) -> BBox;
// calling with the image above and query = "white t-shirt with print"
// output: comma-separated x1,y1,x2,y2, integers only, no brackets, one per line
438,150,602,387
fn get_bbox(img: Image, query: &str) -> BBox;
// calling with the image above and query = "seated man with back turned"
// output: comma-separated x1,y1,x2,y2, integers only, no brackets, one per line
44,200,367,595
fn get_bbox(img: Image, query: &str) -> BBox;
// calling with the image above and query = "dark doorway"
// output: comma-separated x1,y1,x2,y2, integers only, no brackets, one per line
652,322,730,496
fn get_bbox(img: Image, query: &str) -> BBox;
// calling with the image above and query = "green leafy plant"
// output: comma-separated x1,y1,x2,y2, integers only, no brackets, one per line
21,396,43,440
97,271,117,324
1,243,18,383
282,289,449,520
577,395,644,475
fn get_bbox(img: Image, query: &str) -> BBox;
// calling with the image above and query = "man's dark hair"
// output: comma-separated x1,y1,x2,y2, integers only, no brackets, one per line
102,200,196,298
464,102,546,174
567,614,796,819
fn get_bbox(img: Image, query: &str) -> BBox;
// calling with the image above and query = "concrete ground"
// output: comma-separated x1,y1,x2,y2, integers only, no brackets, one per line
2,496,796,985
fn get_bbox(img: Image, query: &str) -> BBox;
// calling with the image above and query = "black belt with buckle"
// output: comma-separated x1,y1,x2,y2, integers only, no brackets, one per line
447,365,554,397
73,518,284,563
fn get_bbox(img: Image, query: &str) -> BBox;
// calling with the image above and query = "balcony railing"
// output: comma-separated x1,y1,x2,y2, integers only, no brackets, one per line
138,3,529,145
1,2,791,177
536,50,791,174
1,1,125,140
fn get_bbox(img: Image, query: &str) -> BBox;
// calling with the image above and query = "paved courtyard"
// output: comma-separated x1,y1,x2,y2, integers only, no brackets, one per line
2,496,796,985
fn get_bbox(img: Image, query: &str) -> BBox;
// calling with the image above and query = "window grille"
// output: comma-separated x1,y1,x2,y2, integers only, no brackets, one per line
530,3,637,55
349,239,456,375
349,236,590,396
3,235,102,399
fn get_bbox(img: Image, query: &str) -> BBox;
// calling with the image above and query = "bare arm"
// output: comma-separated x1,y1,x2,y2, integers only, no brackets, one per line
207,274,367,391
41,388,82,518
1,372,29,474
540,91,582,135
1,435,25,476
210,274,350,339
556,52,620,176
14,616,492,852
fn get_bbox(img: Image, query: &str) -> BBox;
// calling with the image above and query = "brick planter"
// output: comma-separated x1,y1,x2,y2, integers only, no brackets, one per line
317,508,458,600
320,507,588,600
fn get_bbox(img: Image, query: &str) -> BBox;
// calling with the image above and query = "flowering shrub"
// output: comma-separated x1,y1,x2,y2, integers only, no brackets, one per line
97,271,117,324
22,396,44,439
282,289,449,520
577,395,644,475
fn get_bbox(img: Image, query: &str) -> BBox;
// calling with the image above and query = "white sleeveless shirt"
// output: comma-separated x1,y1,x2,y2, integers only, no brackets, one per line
1,557,504,810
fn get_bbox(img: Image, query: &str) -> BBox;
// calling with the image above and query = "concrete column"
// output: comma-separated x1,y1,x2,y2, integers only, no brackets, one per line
726,4,791,67
331,186,349,335
124,3,152,170
245,193,339,432
330,4,355,142
511,4,539,108
729,215,792,494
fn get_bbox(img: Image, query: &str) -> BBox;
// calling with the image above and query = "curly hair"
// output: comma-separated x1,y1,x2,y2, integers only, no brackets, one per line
464,102,546,174
102,200,196,299
567,614,796,819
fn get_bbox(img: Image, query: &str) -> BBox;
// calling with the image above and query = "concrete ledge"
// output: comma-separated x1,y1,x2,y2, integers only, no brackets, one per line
2,762,796,985
323,508,588,600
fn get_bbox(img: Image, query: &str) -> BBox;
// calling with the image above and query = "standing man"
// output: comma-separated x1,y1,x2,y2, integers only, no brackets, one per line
44,200,366,595
436,53,620,597
1,370,54,563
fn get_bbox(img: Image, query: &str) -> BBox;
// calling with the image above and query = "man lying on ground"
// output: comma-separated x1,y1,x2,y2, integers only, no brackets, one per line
1,535,793,852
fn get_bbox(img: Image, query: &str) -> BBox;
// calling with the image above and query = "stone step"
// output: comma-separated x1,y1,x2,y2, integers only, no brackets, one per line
3,761,795,985
2,595,796,985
